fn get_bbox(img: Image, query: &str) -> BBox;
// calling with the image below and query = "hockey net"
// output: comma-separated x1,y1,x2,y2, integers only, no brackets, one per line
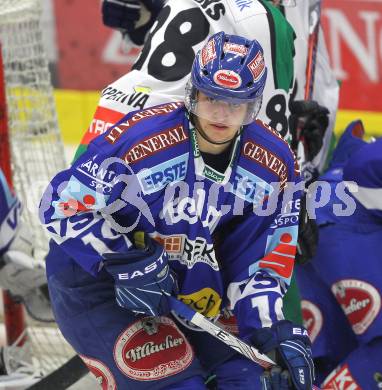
0,0,77,386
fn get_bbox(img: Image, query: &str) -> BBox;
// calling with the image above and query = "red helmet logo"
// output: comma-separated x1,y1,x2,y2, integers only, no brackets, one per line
247,51,265,82
223,42,248,57
213,70,242,89
200,39,217,67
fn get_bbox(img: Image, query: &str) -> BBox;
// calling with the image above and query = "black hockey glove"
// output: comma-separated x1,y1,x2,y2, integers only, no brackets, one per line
296,192,318,265
289,100,329,162
102,0,164,46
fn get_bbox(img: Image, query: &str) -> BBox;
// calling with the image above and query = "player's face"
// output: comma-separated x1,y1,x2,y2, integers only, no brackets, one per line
195,91,247,144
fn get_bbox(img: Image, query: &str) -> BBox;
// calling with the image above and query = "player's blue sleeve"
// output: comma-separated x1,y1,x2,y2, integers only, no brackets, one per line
343,137,382,221
0,169,22,256
223,153,303,339
39,141,134,275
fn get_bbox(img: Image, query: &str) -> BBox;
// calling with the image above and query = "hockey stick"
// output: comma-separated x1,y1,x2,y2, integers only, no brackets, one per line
294,0,322,166
305,0,322,100
25,355,88,390
168,296,275,369
169,297,321,389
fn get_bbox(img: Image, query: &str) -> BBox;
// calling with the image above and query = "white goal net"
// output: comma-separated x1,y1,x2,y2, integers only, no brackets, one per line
0,0,77,385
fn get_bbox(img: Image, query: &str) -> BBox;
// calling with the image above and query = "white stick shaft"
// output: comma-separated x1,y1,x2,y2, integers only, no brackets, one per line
192,311,275,369
168,296,275,369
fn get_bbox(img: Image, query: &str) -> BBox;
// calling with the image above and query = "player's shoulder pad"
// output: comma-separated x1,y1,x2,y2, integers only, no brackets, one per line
241,119,300,181
246,119,296,159
94,101,184,148
90,102,190,171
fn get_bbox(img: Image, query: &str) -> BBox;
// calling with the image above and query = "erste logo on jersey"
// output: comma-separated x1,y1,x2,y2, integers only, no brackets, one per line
247,51,265,82
213,70,242,89
322,364,361,390
223,42,248,57
301,300,323,343
332,279,381,335
200,39,216,67
232,165,274,206
137,154,188,194
114,317,193,381
80,355,116,390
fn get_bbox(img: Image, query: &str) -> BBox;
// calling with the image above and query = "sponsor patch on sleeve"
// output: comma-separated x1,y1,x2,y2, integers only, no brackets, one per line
52,175,109,218
249,226,298,282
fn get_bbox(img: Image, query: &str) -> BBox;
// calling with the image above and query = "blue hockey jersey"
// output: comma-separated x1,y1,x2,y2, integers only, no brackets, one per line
343,135,382,223
39,102,302,338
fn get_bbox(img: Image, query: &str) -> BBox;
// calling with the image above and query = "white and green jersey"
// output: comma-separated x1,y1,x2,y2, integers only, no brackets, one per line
79,1,295,152
78,0,338,175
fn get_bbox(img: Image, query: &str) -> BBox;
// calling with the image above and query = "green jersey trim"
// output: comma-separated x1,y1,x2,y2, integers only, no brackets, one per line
260,0,295,92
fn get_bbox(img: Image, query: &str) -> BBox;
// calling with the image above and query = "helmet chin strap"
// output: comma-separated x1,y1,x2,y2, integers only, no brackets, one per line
192,114,243,146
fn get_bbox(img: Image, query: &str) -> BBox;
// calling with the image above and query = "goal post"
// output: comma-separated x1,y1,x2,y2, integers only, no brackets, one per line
0,42,27,348
0,0,67,260
0,0,81,384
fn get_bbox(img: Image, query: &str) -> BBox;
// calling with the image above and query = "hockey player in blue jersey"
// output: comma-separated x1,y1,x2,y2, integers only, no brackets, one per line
296,120,382,388
40,32,315,389
99,0,332,326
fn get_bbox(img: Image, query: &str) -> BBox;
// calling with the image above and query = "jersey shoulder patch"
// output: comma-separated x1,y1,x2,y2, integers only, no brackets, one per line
102,102,184,146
